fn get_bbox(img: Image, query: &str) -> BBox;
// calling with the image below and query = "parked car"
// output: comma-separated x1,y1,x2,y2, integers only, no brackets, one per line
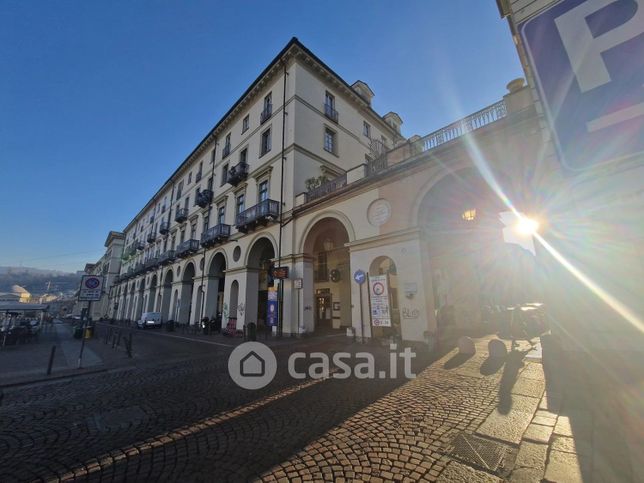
137,312,162,329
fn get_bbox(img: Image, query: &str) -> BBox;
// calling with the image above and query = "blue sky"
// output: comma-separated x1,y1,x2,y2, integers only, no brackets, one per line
0,0,523,272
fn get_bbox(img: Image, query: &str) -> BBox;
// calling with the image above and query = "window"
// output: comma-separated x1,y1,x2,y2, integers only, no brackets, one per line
236,193,245,216
258,180,269,202
316,252,328,282
363,121,371,138
184,196,189,210
207,176,213,191
217,204,226,225
260,129,271,156
242,115,249,133
194,187,201,205
176,181,183,198
221,164,229,185
225,133,231,149
324,128,336,154
264,93,272,111
190,222,197,239
325,91,335,109
171,236,176,250
240,147,248,165
203,213,209,232
188,172,192,184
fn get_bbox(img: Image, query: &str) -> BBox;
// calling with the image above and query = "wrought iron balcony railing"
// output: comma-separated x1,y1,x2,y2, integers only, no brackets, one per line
159,250,176,265
196,189,213,208
200,224,231,247
176,239,200,258
236,199,279,233
260,104,272,124
228,162,249,187
135,242,145,251
159,221,170,235
305,174,347,203
175,208,188,223
324,103,338,123
146,231,156,243
144,257,159,271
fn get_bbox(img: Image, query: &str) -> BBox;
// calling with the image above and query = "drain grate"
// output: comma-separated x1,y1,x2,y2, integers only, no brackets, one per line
447,432,506,472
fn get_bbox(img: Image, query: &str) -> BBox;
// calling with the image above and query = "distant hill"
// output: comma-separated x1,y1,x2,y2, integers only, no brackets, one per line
0,267,82,296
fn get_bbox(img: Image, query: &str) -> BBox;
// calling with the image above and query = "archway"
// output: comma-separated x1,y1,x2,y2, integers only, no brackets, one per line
160,270,173,322
127,283,135,321
147,274,158,312
302,217,352,332
204,252,227,329
369,256,401,339
417,168,527,329
135,280,145,321
247,237,276,328
178,262,196,325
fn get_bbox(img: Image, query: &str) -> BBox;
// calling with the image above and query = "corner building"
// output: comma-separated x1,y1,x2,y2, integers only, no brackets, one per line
110,37,541,343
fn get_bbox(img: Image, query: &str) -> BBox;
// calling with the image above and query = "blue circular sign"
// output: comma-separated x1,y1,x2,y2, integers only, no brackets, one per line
85,277,100,289
353,269,366,285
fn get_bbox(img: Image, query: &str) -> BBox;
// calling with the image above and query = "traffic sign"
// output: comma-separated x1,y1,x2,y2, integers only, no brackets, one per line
353,269,366,285
519,0,644,172
79,275,104,301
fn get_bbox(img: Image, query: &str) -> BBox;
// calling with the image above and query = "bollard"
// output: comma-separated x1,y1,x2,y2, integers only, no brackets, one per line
126,333,133,358
46,345,56,375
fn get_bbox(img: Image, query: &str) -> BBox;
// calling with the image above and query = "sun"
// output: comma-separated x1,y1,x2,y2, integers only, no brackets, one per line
514,216,540,236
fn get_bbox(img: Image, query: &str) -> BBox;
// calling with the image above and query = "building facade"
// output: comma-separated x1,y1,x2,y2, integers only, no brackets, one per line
106,37,543,342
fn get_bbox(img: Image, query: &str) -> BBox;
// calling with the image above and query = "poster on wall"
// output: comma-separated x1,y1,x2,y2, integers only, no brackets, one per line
369,275,391,327
267,287,278,327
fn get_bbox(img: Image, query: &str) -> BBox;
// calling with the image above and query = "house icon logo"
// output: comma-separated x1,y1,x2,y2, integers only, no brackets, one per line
228,342,276,390
240,351,265,377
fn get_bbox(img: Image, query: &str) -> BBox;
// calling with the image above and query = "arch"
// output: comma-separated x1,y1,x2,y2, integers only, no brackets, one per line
246,236,277,269
229,280,240,320
207,251,227,276
204,251,227,326
163,269,174,286
243,233,278,267
147,274,158,312
298,210,356,253
178,262,196,324
182,262,196,283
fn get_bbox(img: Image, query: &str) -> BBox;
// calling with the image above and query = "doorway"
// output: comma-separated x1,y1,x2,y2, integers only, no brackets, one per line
315,290,332,329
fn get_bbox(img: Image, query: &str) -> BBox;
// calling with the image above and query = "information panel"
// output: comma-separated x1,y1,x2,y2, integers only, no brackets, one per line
369,275,391,327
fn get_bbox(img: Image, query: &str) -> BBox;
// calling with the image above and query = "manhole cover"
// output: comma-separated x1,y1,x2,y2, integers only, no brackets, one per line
447,432,506,472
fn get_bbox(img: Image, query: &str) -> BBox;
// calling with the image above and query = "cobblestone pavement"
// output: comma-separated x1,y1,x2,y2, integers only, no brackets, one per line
0,334,635,482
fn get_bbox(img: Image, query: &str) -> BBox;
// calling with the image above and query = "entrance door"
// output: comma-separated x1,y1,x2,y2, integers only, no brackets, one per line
315,294,332,328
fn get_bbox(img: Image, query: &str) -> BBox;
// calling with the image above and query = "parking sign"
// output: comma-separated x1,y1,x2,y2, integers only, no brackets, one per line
520,0,644,171
79,275,104,301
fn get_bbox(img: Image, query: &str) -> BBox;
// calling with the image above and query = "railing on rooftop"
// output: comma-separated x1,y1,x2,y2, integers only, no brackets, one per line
420,99,507,152
305,174,347,203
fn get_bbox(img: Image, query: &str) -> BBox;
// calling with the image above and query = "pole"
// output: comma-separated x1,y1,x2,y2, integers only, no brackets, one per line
77,332,86,369
276,61,287,338
359,283,365,344
46,345,56,375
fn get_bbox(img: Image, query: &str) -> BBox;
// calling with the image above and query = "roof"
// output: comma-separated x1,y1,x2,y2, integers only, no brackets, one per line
10,285,30,295
104,230,125,247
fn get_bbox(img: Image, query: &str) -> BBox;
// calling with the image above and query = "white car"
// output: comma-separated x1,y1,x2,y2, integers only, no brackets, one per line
137,312,162,329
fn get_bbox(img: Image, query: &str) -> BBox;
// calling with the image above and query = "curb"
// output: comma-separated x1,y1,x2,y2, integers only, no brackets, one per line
0,367,109,390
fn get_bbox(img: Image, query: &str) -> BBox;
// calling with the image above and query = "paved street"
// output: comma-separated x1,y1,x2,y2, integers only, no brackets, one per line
0,329,640,482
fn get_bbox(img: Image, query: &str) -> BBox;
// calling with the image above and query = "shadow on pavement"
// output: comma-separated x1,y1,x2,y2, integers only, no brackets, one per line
442,352,473,369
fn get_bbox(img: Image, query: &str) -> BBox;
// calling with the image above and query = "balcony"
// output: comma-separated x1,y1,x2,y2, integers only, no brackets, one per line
222,143,231,158
228,162,249,187
133,263,145,276
144,257,159,272
146,231,156,243
175,208,188,223
305,174,347,203
324,103,338,123
135,242,145,251
176,239,200,258
200,224,231,247
159,250,176,266
196,189,213,208
236,199,279,233
260,104,272,124
159,221,170,235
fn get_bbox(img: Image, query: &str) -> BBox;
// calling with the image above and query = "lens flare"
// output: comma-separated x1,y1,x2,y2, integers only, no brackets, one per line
514,217,539,236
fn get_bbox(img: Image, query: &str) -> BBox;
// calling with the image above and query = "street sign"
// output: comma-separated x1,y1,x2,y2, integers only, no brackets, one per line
293,278,303,289
271,266,289,279
78,275,104,301
519,0,644,172
267,287,278,327
368,275,391,327
353,269,366,285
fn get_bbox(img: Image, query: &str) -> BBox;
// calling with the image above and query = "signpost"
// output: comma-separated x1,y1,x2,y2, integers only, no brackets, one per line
353,270,366,342
368,274,391,327
76,275,104,369
519,0,644,172
271,267,289,279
